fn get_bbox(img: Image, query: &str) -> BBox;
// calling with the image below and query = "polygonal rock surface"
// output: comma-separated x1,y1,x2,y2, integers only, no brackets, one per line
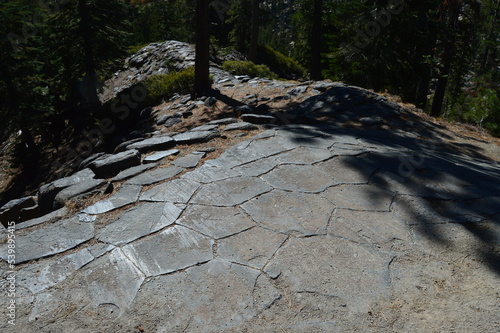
316,154,379,184
110,163,158,182
97,202,184,245
121,225,213,276
242,190,334,236
172,152,205,168
124,165,183,186
89,149,141,178
261,164,338,192
16,244,114,294
177,205,255,239
0,216,94,264
181,161,240,183
126,135,174,152
173,130,219,144
82,185,142,215
190,177,272,206
264,236,392,314
82,248,145,309
232,156,279,177
217,226,288,269
321,184,394,211
275,147,332,165
140,178,200,203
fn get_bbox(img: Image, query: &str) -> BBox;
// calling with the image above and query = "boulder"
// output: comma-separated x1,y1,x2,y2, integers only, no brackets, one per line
89,150,141,178
126,136,175,153
173,130,219,144
53,179,107,209
241,114,277,124
0,196,37,227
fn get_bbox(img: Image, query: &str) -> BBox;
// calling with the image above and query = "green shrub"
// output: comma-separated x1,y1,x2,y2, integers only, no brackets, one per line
257,45,306,80
142,67,196,105
222,60,278,79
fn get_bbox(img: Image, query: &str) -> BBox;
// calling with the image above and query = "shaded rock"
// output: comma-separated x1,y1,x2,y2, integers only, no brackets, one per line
0,196,37,227
124,165,183,186
191,124,218,132
173,130,219,144
172,152,205,168
164,116,182,127
155,114,169,125
241,114,276,124
209,117,238,125
359,116,383,126
180,95,191,104
110,163,158,182
223,122,258,131
38,168,96,214
16,207,69,230
143,149,179,163
113,138,143,154
53,178,107,209
89,150,141,178
235,105,254,114
204,96,217,107
139,107,153,119
82,185,142,215
126,136,174,153
18,205,40,222
79,152,106,170
287,86,308,96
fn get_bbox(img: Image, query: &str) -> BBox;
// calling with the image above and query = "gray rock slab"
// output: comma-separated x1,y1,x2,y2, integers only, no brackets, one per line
110,163,158,182
124,165,183,186
180,161,241,183
177,205,254,239
264,236,392,314
82,248,145,310
164,116,182,127
16,207,69,230
191,177,273,206
89,150,141,178
173,130,219,144
217,226,288,269
209,117,238,125
275,146,332,165
0,216,94,264
140,178,200,203
321,184,394,211
391,195,452,225
329,209,412,245
232,156,279,177
261,164,339,192
126,260,275,332
143,149,179,163
242,190,334,236
113,138,143,154
122,225,213,276
53,178,107,209
315,154,378,184
241,113,276,124
171,152,205,168
191,124,218,131
82,185,142,215
126,135,175,152
97,202,183,245
16,244,114,294
38,168,96,213
223,121,258,131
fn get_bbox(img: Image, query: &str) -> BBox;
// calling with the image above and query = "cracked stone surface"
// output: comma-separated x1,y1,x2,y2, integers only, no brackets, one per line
3,81,500,332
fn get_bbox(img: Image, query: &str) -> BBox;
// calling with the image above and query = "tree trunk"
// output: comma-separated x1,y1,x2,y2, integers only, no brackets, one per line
249,0,260,62
310,0,323,81
78,0,100,113
430,52,452,117
195,0,211,97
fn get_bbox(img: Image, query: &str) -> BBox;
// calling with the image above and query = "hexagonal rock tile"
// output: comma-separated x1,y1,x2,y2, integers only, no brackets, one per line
181,161,241,183
124,165,183,186
242,190,334,236
82,248,145,310
140,179,200,203
217,226,288,269
264,235,392,314
97,202,184,245
261,164,338,193
244,136,298,157
315,155,379,184
190,177,272,207
126,259,280,332
82,185,142,215
321,184,394,211
232,156,279,177
0,216,94,264
329,209,411,245
122,225,213,277
177,205,254,239
275,147,332,165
